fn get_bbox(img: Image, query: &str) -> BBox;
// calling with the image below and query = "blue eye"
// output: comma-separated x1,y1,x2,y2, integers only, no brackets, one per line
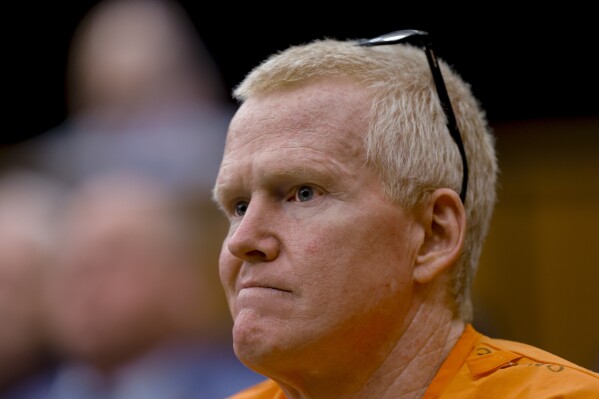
234,201,249,216
295,186,314,202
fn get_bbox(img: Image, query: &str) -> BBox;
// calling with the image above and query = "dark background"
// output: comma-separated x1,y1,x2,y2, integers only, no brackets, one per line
4,3,598,145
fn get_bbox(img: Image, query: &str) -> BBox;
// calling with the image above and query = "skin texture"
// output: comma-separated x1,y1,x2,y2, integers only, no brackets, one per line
214,79,466,399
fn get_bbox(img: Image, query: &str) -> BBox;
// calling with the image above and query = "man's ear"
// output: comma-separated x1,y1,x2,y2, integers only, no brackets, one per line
414,188,466,284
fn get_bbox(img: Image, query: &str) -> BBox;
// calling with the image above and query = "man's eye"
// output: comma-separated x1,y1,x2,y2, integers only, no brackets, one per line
295,186,315,202
234,201,249,216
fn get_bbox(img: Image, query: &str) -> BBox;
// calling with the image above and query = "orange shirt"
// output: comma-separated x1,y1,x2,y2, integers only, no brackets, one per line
227,324,599,398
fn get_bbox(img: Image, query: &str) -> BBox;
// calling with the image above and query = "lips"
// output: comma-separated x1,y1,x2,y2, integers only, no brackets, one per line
238,280,292,294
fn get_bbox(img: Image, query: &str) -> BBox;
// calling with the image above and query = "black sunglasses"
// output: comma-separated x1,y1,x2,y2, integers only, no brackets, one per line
357,29,468,204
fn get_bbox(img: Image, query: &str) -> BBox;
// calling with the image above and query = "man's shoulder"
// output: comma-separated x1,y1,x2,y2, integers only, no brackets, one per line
225,379,283,399
475,333,598,379
438,327,599,398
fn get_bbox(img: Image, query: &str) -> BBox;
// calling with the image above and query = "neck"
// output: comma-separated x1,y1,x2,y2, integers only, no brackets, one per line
372,312,465,399
276,288,465,399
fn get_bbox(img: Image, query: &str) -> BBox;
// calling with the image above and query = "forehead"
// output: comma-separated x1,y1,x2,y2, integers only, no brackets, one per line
214,79,373,202
226,79,370,154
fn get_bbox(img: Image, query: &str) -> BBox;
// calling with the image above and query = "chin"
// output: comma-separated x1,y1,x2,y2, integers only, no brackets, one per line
231,312,283,370
232,337,274,374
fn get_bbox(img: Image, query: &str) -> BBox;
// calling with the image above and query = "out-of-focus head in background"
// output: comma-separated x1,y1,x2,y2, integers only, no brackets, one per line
9,0,234,199
66,0,228,128
43,173,226,372
0,171,64,390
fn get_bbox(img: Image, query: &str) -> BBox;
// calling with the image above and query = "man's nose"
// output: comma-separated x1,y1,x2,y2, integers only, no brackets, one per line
227,198,280,263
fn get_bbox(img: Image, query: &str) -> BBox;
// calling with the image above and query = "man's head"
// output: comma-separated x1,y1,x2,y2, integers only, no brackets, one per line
213,37,497,378
67,0,227,124
43,173,228,371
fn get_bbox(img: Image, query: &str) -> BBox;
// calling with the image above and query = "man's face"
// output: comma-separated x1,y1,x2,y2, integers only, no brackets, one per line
44,190,183,367
215,79,422,375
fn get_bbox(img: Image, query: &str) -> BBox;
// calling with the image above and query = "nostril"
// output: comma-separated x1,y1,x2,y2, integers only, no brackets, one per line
245,249,266,259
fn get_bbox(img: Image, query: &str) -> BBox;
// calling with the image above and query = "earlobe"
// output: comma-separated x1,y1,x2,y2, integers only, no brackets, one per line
414,189,466,284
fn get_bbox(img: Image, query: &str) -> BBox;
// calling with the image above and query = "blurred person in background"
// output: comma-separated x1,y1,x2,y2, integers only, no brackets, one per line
12,0,232,198
43,173,263,399
0,171,65,398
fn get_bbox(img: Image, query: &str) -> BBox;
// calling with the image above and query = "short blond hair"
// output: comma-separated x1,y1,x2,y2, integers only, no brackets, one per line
234,39,497,322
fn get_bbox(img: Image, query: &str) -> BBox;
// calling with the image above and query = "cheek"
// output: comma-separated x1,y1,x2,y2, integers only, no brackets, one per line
302,214,409,268
218,240,239,307
297,211,415,300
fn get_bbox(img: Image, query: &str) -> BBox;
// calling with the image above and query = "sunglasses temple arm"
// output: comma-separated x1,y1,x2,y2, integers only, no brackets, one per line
422,42,469,203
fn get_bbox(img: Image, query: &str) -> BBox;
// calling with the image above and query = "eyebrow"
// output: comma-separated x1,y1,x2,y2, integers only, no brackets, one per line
211,185,224,208
213,161,345,207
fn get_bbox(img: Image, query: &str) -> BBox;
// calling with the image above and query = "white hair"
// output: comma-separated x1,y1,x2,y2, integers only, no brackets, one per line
233,38,498,322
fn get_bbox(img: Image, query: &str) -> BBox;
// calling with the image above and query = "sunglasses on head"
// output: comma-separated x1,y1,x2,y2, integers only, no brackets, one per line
357,29,468,204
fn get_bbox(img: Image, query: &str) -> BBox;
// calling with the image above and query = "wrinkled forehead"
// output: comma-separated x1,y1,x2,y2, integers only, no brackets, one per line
226,78,371,149
213,79,373,205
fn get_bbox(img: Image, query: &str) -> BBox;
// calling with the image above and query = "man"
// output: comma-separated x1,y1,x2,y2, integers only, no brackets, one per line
212,30,599,398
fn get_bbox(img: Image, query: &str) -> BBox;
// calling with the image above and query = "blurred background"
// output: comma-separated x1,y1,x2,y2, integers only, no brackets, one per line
4,4,599,145
1,2,598,397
